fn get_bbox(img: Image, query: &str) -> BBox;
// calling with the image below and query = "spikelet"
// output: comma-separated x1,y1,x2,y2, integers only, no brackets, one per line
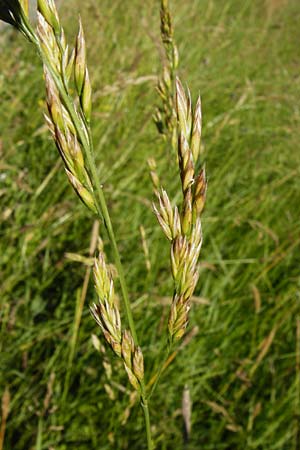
153,189,181,241
75,19,92,122
74,18,86,95
37,0,60,33
175,78,192,143
91,252,122,356
191,96,202,163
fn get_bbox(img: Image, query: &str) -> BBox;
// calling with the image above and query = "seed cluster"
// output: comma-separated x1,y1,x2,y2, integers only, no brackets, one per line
91,253,144,391
36,1,96,214
153,0,179,149
153,78,207,342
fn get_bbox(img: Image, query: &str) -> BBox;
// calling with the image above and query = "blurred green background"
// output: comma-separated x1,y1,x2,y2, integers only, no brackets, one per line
1,0,300,449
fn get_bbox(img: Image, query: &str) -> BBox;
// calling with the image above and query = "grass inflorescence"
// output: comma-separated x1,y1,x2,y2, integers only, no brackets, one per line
1,0,300,449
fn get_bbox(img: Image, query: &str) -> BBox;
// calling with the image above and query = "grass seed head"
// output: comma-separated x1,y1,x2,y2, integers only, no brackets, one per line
160,0,173,44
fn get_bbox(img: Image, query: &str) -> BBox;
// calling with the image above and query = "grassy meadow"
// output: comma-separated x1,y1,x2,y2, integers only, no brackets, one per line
1,0,300,448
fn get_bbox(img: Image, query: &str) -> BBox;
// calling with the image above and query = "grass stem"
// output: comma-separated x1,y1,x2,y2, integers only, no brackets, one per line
149,343,171,399
141,395,154,450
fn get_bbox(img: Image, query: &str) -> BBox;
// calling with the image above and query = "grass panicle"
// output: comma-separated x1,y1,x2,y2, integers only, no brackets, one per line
0,1,205,449
2,0,299,448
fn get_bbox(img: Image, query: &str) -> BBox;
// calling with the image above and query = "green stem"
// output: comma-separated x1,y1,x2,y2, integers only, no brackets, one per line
35,417,43,450
141,395,154,450
17,8,38,44
148,342,171,399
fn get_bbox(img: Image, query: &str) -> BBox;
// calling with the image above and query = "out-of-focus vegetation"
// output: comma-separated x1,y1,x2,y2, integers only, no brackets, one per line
1,0,300,448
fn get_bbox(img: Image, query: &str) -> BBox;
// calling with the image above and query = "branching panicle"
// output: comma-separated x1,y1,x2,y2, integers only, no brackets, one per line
1,1,206,448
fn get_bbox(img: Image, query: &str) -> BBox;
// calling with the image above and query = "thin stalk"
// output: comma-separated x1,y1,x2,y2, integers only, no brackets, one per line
294,317,300,449
141,393,154,450
148,342,171,399
17,8,38,44
35,417,43,450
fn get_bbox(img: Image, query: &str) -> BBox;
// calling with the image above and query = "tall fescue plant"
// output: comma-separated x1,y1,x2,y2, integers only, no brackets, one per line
0,0,207,448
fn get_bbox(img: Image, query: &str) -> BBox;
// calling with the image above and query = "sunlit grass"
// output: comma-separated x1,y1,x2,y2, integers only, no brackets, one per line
1,0,300,448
